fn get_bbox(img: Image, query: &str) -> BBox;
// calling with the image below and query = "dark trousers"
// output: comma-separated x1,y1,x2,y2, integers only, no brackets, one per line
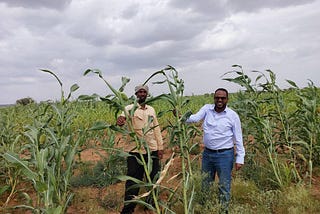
121,151,160,214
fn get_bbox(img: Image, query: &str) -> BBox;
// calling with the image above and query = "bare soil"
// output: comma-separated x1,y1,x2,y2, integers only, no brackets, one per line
2,142,320,214
68,145,181,214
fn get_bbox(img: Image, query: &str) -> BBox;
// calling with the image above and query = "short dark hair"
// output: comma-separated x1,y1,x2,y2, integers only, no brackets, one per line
215,88,229,97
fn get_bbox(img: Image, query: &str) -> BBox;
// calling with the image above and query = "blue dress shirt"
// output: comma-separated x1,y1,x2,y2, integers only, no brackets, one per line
186,104,245,164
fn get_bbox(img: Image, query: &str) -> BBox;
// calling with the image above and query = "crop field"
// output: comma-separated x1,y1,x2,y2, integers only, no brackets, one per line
1,66,320,214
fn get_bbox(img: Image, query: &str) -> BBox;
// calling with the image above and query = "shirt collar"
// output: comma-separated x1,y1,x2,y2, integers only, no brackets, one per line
137,103,148,109
211,104,228,113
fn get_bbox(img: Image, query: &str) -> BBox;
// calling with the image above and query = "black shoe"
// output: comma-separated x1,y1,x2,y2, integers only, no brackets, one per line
120,209,134,214
120,211,133,214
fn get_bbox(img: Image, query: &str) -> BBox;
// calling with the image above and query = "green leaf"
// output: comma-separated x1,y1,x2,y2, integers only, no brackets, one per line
70,84,80,92
78,94,99,101
0,185,10,196
286,79,299,88
291,140,310,150
12,205,35,211
83,69,92,76
157,110,170,118
35,181,48,192
143,70,166,86
109,125,128,134
83,68,102,76
116,175,145,184
180,110,193,122
152,80,167,85
125,199,155,210
232,64,242,68
20,192,33,205
40,69,62,87
146,94,175,107
3,152,38,180
47,206,63,214
89,121,110,131
119,77,130,92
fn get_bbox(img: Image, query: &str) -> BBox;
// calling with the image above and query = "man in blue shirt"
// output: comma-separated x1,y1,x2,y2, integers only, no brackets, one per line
186,88,245,212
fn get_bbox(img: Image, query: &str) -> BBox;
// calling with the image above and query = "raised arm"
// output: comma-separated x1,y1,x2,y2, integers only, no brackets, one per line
186,104,209,123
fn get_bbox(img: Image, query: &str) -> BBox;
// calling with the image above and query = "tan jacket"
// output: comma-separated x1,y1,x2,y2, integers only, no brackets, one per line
121,103,164,153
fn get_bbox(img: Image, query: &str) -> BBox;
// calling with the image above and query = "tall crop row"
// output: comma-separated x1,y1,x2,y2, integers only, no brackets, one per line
0,65,319,213
224,65,320,189
1,71,87,213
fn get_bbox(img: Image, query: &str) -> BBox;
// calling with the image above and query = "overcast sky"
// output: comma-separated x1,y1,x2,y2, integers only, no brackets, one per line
1,0,320,104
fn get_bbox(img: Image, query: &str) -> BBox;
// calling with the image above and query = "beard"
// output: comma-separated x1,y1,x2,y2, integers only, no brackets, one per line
215,103,226,111
138,97,146,104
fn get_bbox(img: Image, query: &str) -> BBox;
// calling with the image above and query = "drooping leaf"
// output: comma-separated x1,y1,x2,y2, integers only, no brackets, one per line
143,70,166,86
70,84,79,92
116,175,145,184
40,69,63,87
3,152,38,180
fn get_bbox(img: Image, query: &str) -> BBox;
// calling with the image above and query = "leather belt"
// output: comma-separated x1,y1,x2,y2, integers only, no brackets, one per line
205,147,233,153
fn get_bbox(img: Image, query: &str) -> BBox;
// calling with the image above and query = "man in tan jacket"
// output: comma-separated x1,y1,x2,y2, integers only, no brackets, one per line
117,85,164,214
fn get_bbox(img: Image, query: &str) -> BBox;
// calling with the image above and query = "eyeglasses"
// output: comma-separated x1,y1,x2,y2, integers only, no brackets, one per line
214,96,227,100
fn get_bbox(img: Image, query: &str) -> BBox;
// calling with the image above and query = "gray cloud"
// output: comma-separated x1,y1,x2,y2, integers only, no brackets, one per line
1,0,320,104
169,0,228,18
169,0,316,14
228,0,316,12
0,0,71,10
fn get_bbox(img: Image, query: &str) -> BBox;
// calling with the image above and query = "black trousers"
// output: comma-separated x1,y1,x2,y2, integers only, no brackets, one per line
121,151,160,214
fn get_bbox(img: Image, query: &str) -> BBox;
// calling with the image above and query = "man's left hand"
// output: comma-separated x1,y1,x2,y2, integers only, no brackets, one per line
235,163,243,171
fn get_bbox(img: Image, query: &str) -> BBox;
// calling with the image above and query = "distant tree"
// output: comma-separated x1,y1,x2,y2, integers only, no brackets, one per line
16,97,35,105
